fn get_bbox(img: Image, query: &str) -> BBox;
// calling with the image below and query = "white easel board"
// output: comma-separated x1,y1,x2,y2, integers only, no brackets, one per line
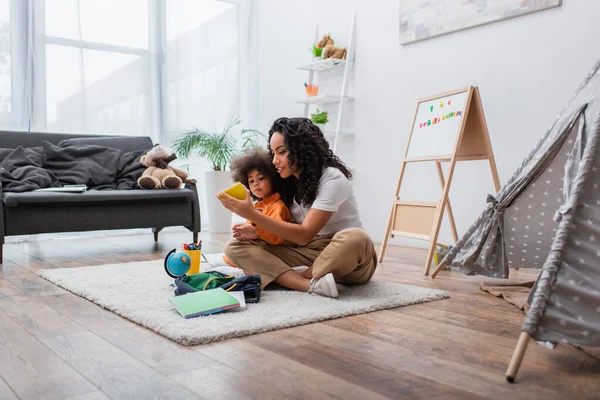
406,90,469,159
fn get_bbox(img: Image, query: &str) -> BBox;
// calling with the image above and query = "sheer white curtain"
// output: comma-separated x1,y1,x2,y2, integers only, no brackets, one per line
0,1,10,116
0,0,256,143
162,0,240,146
162,0,259,229
0,0,27,130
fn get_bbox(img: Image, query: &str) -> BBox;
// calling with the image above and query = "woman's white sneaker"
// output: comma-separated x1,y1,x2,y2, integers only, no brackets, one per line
308,273,339,298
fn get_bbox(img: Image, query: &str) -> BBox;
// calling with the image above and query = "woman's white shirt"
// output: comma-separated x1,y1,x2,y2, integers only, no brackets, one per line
289,167,362,236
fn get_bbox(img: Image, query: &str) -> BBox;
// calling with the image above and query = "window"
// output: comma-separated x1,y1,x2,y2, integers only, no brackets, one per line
0,0,11,113
39,0,152,136
162,0,239,144
0,0,252,141
0,0,25,128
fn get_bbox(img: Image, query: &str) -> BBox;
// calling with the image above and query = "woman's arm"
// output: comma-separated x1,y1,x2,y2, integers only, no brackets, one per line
254,202,291,245
252,207,332,245
217,190,332,245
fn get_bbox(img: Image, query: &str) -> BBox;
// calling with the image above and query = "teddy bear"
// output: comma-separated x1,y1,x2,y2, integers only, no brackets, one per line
316,34,347,59
137,144,195,190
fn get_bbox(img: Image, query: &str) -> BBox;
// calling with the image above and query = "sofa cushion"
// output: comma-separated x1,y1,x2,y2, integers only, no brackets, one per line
43,141,122,187
3,188,195,207
91,148,149,190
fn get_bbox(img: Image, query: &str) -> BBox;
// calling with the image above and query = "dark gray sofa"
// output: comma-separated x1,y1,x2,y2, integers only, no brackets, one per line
0,131,200,263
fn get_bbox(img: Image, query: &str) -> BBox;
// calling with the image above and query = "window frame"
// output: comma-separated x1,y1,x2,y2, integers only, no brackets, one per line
0,0,26,129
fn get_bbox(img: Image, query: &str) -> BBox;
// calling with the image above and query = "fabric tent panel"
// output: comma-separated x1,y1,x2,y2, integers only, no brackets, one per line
527,118,600,346
503,120,579,269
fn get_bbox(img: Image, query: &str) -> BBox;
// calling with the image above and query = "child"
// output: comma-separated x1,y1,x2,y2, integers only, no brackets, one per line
222,147,291,268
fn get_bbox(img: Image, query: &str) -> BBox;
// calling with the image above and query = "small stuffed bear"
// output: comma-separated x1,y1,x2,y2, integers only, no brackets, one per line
137,144,194,190
316,34,347,59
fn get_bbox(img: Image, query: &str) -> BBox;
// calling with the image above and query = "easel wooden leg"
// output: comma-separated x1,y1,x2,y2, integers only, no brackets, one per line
506,332,531,383
424,181,452,275
424,241,437,276
489,158,501,192
379,161,408,263
378,199,395,263
435,162,459,242
424,149,460,275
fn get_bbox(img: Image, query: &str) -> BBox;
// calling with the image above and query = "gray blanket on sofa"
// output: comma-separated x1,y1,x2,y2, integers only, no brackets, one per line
0,141,148,192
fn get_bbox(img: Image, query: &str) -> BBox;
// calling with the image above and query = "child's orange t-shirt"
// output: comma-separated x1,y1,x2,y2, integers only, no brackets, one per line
222,192,291,268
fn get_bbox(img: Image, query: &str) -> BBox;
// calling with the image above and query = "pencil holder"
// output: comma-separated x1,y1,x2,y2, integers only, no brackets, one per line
305,84,319,97
183,249,201,274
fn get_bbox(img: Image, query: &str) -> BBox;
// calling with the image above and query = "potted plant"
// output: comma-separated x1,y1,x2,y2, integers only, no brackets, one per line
172,117,265,232
310,109,329,132
312,44,323,59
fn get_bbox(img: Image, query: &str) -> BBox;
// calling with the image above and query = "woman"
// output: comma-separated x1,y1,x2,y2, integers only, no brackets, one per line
217,117,377,298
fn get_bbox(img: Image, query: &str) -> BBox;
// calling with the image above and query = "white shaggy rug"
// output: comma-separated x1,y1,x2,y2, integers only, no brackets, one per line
38,260,449,346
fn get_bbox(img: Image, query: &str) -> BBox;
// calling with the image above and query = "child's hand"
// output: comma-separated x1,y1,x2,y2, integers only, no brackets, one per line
232,223,258,240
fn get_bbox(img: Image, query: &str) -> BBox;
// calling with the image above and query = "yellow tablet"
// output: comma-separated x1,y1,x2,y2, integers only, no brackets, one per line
222,182,246,200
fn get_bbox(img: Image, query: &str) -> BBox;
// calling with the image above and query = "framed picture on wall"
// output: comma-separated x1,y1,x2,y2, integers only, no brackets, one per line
399,0,562,45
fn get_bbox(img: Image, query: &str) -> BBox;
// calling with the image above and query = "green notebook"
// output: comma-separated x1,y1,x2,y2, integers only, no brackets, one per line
170,288,240,319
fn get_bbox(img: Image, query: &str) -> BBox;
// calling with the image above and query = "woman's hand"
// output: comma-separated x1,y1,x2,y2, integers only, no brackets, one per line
232,223,259,240
216,187,255,220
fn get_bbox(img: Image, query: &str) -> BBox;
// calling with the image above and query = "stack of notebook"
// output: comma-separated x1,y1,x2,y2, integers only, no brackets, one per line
169,288,244,318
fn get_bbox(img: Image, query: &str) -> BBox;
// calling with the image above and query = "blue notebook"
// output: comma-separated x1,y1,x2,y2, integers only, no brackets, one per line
169,288,240,318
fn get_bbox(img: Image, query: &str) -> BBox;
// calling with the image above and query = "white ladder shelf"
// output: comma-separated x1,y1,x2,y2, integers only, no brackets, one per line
297,12,356,154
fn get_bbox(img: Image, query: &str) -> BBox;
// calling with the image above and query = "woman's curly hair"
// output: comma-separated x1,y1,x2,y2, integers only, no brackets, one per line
230,147,283,201
268,117,352,207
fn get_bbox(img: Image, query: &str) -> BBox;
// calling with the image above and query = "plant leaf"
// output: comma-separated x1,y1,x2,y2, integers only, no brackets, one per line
172,117,265,171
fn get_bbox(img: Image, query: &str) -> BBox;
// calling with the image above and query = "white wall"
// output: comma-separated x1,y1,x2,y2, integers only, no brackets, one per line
256,0,600,248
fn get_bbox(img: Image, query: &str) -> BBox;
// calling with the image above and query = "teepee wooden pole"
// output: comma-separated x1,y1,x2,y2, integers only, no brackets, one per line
430,258,448,278
506,331,531,383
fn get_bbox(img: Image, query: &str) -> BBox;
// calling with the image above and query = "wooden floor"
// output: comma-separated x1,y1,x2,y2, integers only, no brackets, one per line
0,229,598,400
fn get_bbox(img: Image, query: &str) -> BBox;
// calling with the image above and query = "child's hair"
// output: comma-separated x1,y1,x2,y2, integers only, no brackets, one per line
230,147,283,201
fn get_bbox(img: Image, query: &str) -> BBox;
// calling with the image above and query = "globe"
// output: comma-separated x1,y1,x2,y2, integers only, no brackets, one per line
164,250,192,278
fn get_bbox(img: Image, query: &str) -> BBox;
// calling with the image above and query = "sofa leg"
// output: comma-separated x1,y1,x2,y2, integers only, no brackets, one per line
152,227,163,242
0,245,3,264
193,232,198,244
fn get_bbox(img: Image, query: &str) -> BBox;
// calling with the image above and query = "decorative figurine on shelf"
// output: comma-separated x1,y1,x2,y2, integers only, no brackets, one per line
304,82,319,96
311,44,323,59
316,33,347,60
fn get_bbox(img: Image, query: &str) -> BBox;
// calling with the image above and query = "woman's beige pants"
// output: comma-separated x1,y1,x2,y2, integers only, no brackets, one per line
223,227,377,289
